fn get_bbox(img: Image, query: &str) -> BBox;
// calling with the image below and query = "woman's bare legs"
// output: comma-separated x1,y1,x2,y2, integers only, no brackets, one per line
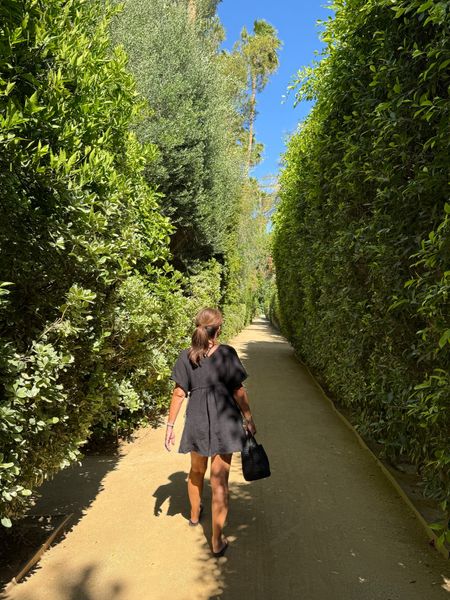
210,453,232,552
188,451,208,522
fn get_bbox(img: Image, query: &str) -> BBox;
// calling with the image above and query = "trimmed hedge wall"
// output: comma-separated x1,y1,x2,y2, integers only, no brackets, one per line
273,0,450,529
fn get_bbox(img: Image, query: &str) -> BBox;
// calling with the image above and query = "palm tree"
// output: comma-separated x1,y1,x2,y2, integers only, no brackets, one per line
236,20,281,171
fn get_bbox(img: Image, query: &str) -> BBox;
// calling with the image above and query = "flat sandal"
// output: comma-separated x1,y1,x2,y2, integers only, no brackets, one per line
212,539,228,558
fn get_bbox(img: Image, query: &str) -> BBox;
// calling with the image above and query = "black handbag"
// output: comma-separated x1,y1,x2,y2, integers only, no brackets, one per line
241,434,271,481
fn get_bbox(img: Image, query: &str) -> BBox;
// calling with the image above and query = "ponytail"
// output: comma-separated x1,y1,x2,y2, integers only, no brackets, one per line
189,325,210,365
188,308,223,365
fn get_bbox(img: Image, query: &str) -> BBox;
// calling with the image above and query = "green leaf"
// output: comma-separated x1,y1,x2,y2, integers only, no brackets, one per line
416,1,433,14
438,330,450,349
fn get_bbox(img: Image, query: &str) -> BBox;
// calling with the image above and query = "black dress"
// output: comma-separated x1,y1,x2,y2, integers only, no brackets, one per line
170,344,248,456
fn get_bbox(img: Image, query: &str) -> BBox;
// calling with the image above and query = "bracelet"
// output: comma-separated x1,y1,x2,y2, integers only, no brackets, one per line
167,422,175,428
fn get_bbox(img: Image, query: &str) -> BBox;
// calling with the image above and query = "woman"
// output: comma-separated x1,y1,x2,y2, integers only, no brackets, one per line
165,307,256,557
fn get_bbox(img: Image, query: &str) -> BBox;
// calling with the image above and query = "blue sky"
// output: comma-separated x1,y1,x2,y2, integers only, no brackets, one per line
217,0,332,183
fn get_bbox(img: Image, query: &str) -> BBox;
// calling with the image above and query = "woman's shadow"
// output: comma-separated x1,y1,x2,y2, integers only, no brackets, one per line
152,471,213,541
152,472,189,518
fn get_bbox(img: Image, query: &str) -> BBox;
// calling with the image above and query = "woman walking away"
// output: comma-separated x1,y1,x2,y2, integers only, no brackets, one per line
165,307,256,557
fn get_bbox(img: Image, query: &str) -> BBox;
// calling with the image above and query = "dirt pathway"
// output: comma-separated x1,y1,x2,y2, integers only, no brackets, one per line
4,319,450,600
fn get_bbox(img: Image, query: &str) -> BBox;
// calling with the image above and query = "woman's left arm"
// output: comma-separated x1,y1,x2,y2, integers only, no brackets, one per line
233,385,256,435
165,386,186,451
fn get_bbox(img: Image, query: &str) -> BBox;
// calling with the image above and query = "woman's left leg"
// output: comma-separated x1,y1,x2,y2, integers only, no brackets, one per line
188,451,208,522
210,453,232,552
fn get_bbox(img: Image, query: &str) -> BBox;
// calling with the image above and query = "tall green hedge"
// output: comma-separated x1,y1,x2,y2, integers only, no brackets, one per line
273,0,450,517
0,0,187,525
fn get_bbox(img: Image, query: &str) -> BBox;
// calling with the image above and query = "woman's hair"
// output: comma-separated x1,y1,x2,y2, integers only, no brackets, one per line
188,308,223,365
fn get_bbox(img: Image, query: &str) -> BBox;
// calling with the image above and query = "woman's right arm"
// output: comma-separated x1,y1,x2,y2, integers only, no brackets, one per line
165,385,186,451
233,385,256,435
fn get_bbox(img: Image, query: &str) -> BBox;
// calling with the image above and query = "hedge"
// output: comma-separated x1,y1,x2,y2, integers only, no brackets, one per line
273,0,450,529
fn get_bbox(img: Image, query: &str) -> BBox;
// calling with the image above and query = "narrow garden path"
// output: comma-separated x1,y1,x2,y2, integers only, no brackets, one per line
5,319,450,600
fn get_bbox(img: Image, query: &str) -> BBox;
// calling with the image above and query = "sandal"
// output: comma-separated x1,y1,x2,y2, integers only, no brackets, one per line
188,504,204,526
212,539,228,558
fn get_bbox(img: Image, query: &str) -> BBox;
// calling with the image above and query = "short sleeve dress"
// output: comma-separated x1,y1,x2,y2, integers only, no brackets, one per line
170,344,248,456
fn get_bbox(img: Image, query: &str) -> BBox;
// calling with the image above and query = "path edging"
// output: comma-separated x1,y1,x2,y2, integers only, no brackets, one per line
294,353,449,561
2,513,74,594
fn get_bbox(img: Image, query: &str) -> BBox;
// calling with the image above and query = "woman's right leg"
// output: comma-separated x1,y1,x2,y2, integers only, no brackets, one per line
188,451,208,522
210,453,232,552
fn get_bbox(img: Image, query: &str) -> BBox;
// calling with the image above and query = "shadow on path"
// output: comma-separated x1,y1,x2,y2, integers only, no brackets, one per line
3,563,125,600
153,472,190,519
0,449,122,589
